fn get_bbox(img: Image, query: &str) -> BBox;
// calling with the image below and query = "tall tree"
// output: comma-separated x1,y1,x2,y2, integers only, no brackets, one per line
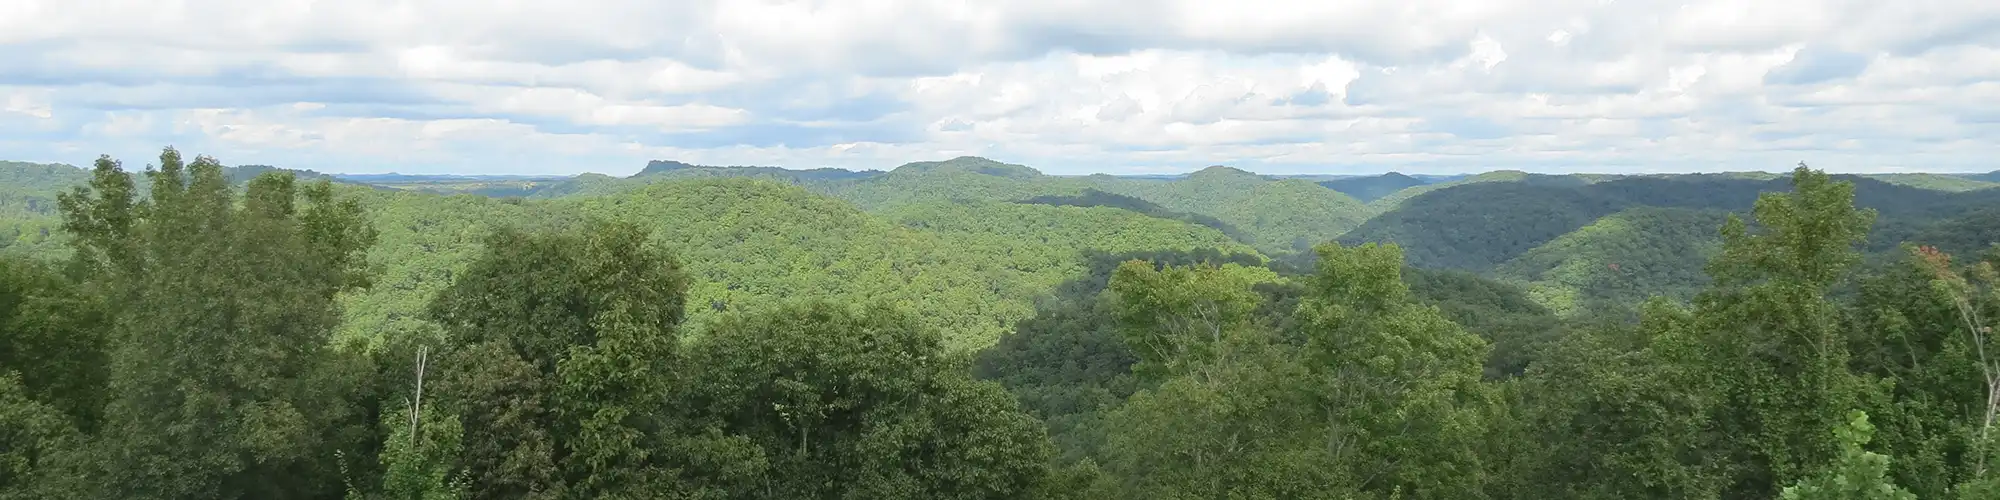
1291,242,1494,498
423,220,694,499
1697,163,1877,496
54,148,378,499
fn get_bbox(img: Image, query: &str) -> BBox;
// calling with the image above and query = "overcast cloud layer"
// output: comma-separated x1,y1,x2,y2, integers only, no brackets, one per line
3,0,1999,175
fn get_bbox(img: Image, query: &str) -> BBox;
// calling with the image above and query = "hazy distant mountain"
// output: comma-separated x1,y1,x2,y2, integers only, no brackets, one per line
1954,170,2000,183
1317,172,1429,202
634,160,885,182
334,173,574,182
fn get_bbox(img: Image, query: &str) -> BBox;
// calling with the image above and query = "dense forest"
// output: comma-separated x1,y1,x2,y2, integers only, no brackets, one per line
4,148,2000,499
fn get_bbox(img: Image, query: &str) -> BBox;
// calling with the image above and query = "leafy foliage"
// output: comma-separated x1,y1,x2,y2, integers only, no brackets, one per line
9,150,2000,499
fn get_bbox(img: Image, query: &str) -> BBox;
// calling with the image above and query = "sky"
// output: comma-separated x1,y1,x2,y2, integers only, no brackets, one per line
2,0,1999,176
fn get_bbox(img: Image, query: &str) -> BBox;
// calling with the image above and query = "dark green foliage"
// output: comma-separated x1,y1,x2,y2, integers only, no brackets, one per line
0,258,106,429
1346,171,2000,276
1512,300,1727,498
52,148,379,499
0,372,77,499
1404,268,1564,378
423,220,690,499
1340,183,1628,271
1318,172,1427,202
681,301,1054,499
971,249,1272,463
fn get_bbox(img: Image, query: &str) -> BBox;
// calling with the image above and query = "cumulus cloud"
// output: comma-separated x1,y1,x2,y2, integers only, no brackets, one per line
0,0,1997,174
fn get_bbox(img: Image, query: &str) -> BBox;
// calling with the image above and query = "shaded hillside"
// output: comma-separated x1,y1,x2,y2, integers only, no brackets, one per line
1344,172,2000,274
1340,183,1628,271
1869,206,2000,258
1492,207,1729,315
1089,166,1372,254
1864,173,2000,192
1955,170,2000,183
1318,172,1427,202
1018,189,1250,243
1365,170,1534,210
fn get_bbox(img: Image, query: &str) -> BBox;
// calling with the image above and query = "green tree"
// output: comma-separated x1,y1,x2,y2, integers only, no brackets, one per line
0,257,106,430
0,373,77,499
1292,242,1494,498
53,148,378,499
1698,163,1877,496
1514,299,1727,498
423,220,696,499
1778,410,1917,500
680,301,1054,499
1106,260,1272,381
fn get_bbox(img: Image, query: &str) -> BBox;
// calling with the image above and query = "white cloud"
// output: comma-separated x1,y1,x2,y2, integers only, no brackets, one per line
1,0,1997,174
4,89,54,119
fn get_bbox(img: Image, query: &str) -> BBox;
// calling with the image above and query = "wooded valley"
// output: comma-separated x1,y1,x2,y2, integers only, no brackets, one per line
3,150,2000,499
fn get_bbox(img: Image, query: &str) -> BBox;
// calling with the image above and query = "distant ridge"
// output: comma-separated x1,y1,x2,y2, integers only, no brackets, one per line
1318,172,1428,202
889,156,1042,179
334,173,573,182
634,159,884,181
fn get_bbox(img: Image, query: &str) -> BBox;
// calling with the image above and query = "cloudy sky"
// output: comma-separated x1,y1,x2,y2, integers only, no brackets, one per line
3,0,1998,176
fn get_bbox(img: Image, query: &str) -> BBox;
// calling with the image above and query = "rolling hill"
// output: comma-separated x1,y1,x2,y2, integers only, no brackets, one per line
1491,207,1729,315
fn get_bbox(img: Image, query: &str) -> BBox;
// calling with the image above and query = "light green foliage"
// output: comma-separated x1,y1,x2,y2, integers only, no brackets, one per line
1102,336,1337,499
362,403,470,500
1779,411,1917,500
829,157,1092,211
0,161,83,260
1097,243,1496,499
560,178,1031,349
885,201,1261,309
830,158,1369,255
1106,260,1275,380
1292,243,1493,498
1089,166,1370,254
1098,258,1339,499
1494,207,1728,315
334,189,561,349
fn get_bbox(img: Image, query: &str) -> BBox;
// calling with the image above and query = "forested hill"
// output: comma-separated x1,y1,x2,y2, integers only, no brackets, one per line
4,150,1999,498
